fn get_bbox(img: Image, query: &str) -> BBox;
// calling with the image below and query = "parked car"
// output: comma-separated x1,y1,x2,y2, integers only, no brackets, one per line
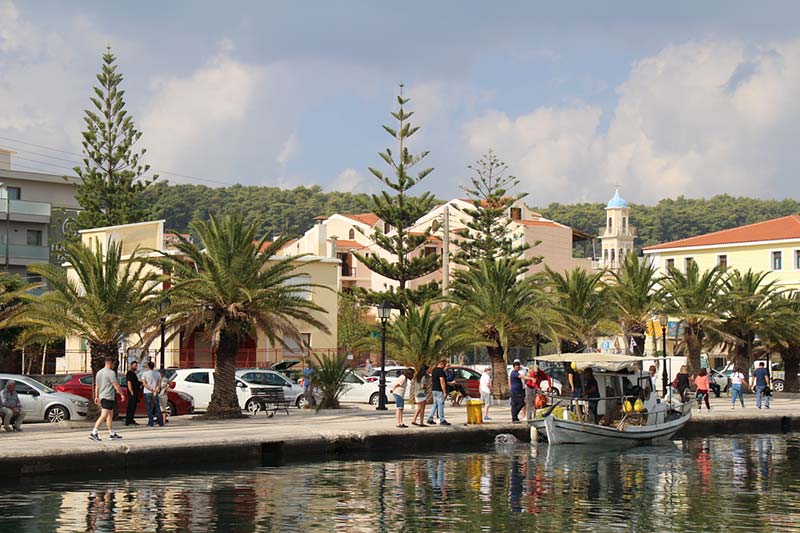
444,366,482,398
0,374,89,423
269,360,303,382
54,373,194,417
170,368,281,412
365,366,411,384
340,371,393,405
236,369,307,407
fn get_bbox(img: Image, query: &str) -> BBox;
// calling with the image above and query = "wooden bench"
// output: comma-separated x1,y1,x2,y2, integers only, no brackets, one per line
250,388,291,417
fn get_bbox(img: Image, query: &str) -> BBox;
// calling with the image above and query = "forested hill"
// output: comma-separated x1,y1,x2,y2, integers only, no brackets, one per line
537,195,800,249
145,183,799,248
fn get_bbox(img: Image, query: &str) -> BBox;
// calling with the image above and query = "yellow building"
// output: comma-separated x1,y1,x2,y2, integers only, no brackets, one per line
642,214,800,291
59,220,338,373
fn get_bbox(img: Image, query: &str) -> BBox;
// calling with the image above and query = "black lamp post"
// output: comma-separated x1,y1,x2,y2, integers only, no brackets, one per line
158,298,170,371
376,302,391,411
659,313,668,396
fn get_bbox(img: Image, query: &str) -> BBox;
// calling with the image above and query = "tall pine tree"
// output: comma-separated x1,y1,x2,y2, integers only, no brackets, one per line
353,88,440,312
72,47,157,231
455,149,536,268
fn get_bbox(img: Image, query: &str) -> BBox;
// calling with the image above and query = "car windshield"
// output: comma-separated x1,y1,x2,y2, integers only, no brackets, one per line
25,377,54,393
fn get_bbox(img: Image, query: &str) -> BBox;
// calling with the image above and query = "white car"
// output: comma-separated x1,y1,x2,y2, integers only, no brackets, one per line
365,366,411,384
171,368,280,412
0,374,89,423
236,369,307,408
340,371,394,405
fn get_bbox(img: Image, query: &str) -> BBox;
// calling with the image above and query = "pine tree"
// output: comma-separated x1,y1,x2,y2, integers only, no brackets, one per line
72,47,157,231
353,88,440,312
455,150,535,268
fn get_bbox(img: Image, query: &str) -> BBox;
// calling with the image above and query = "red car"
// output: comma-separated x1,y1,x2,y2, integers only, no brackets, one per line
54,373,194,417
446,366,482,398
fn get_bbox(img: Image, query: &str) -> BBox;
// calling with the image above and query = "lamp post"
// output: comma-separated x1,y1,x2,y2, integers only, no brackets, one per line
157,298,170,371
376,302,391,411
659,313,668,396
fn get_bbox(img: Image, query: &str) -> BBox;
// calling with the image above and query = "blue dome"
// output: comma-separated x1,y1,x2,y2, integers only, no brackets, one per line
607,189,628,208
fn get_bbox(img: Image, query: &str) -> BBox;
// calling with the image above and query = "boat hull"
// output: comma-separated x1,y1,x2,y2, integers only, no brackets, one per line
543,411,691,446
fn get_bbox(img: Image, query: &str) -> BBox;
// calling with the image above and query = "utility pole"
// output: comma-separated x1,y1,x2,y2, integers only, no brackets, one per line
441,204,450,295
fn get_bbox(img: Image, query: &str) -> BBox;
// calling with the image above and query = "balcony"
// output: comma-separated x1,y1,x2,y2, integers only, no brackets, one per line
0,244,50,265
0,199,51,223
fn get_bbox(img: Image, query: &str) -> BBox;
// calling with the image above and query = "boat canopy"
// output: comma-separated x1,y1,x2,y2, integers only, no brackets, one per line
536,353,648,372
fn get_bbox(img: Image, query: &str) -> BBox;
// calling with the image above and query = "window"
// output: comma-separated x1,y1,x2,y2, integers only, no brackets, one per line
772,251,783,270
343,373,362,384
383,222,391,233
604,250,608,264
26,230,42,246
684,257,694,271
10,380,34,395
6,187,20,200
79,376,94,386
510,207,522,221
348,228,355,239
607,218,613,232
666,258,675,270
423,246,437,257
185,372,210,384
622,217,627,233
717,255,728,270
796,250,800,270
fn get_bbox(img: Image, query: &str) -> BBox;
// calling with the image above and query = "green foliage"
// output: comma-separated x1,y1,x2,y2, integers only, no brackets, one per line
352,89,440,312
455,150,533,267
154,214,330,418
386,304,473,370
72,48,157,231
609,252,660,356
311,351,351,410
537,195,800,250
337,293,375,353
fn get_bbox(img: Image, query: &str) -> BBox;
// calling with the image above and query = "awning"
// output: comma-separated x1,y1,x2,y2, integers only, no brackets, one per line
536,352,648,372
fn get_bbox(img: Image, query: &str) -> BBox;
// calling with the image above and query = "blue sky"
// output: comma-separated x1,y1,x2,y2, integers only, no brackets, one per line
2,1,800,204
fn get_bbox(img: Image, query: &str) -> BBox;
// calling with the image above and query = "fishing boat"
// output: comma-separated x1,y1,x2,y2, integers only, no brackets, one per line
530,353,692,446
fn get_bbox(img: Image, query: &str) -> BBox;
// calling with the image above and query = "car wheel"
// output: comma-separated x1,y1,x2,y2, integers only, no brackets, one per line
553,389,561,397
369,392,380,406
296,396,309,409
245,399,260,415
167,401,177,416
773,380,784,393
46,405,70,423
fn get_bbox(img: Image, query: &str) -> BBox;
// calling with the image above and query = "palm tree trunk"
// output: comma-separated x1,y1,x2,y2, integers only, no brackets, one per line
732,337,753,381
206,331,245,418
684,331,703,374
783,345,800,393
488,345,509,398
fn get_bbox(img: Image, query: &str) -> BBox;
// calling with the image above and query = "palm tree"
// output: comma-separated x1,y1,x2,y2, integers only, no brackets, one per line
546,267,616,354
610,252,660,356
448,258,543,397
386,303,473,371
155,214,330,418
758,292,800,393
14,239,163,375
658,262,725,374
715,269,791,379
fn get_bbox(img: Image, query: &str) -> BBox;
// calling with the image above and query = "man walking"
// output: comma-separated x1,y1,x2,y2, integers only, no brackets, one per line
125,360,141,426
141,361,164,427
427,359,450,426
751,361,771,410
0,381,25,431
509,360,525,423
89,356,124,442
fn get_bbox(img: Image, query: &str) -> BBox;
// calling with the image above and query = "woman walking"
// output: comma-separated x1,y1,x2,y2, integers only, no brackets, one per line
411,364,431,427
392,368,413,428
674,365,691,402
730,367,746,409
694,368,711,411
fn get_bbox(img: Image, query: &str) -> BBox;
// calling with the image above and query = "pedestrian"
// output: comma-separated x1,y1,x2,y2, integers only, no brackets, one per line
523,364,551,421
0,381,25,431
302,361,315,405
648,365,659,398
125,360,141,426
427,359,450,426
674,365,691,402
694,368,711,411
364,358,374,376
567,361,582,399
158,370,171,423
479,367,493,421
141,361,164,427
583,368,600,424
392,368,412,428
89,356,124,442
751,361,771,410
509,360,525,423
730,366,746,409
411,364,431,426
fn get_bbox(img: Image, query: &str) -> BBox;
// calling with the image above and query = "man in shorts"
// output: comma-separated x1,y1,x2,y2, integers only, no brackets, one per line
479,367,493,421
89,356,125,442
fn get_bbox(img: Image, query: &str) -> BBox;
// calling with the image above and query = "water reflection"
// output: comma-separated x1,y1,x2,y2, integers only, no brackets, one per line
1,434,800,532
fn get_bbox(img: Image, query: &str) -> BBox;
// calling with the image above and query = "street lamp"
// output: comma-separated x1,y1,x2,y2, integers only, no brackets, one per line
376,302,392,411
157,297,170,371
659,313,668,396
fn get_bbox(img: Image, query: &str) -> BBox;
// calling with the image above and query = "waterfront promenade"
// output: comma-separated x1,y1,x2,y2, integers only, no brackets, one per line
2,394,798,478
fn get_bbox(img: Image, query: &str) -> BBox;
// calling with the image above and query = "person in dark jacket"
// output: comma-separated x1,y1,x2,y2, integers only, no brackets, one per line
125,360,141,426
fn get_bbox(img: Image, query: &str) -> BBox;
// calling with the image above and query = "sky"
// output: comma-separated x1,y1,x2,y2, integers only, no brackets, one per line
2,1,800,205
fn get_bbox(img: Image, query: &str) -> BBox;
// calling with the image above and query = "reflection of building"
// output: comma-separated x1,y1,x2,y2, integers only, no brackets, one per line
60,220,337,372
0,148,81,278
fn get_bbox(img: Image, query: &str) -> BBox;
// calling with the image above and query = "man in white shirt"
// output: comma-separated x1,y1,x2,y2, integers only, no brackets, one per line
141,361,164,427
479,367,493,421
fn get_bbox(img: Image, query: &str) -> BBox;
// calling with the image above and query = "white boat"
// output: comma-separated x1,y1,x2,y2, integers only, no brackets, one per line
533,352,693,446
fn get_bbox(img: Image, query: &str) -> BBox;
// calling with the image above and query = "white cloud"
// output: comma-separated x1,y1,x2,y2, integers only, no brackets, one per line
276,132,299,166
463,39,800,204
330,167,373,194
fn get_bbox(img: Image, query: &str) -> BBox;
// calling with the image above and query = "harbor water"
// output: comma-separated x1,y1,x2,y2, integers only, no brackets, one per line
1,434,799,532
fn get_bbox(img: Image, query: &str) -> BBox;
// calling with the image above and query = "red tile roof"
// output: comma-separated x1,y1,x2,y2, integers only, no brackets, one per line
644,215,800,251
332,239,362,248
515,219,562,228
343,213,380,226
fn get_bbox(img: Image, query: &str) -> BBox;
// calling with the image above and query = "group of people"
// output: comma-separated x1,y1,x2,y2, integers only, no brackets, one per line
89,356,170,442
659,361,773,412
509,360,555,423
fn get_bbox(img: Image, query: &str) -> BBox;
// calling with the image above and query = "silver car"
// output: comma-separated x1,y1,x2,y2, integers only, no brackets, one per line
0,374,89,423
236,369,307,407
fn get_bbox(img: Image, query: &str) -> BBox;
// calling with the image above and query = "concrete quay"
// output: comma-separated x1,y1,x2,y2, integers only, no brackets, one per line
1,394,798,479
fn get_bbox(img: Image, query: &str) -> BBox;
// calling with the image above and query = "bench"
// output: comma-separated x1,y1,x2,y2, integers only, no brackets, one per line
250,388,291,417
